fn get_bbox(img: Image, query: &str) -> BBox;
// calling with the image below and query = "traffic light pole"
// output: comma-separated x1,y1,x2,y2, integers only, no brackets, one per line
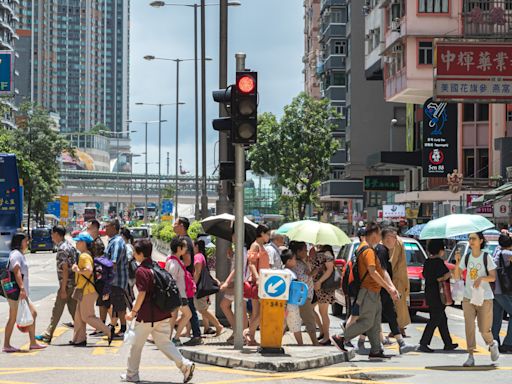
215,0,232,323
233,52,246,351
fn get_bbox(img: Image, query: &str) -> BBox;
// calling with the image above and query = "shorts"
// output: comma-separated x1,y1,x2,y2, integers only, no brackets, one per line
223,293,248,302
298,298,316,333
109,286,127,314
286,304,302,333
194,296,210,312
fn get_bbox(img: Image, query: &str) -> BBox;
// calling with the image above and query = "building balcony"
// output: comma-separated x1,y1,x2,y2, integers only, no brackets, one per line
330,118,346,133
462,0,512,37
384,67,433,104
321,0,347,13
385,16,406,49
331,149,347,165
323,86,346,102
320,179,364,200
320,24,346,42
324,55,346,72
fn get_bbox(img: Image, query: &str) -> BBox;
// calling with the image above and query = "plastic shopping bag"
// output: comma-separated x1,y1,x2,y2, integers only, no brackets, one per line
124,321,136,346
450,279,465,304
470,285,485,306
16,299,34,327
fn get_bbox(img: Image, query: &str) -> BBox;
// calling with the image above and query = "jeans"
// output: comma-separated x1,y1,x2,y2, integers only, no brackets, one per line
127,320,190,377
492,294,512,346
187,297,201,338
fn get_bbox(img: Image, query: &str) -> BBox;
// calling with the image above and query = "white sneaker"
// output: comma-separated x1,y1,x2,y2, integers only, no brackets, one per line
399,344,417,354
463,354,475,367
182,362,195,383
120,373,140,383
489,340,500,362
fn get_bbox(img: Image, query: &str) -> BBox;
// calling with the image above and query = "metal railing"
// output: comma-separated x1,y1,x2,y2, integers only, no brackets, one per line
463,0,512,37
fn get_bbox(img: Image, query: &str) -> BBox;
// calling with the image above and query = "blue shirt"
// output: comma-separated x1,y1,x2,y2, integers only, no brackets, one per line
106,234,128,289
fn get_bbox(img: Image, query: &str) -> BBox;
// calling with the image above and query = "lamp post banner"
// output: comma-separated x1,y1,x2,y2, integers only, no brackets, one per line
421,97,458,178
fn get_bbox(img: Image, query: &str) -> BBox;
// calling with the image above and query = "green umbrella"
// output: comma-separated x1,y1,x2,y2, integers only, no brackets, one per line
275,221,303,235
419,214,495,240
286,220,351,246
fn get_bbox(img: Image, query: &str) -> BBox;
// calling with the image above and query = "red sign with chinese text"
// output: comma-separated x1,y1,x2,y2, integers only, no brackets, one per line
434,40,512,102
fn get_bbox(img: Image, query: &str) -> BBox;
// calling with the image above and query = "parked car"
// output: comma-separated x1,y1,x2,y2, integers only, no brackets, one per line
30,227,55,253
333,237,431,317
130,227,150,240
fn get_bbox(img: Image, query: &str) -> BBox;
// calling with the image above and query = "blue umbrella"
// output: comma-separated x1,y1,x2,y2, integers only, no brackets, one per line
405,224,426,237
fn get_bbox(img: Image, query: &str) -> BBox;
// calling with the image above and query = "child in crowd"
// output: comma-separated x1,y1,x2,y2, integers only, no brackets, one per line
281,249,303,345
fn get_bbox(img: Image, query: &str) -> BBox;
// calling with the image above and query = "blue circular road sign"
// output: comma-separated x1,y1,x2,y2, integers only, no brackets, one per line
264,275,287,298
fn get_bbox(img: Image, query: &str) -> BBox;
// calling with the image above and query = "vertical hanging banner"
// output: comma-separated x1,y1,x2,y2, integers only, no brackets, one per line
422,97,458,177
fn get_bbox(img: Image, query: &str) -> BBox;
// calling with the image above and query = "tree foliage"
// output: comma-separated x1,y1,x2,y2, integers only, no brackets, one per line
248,93,340,219
0,103,72,225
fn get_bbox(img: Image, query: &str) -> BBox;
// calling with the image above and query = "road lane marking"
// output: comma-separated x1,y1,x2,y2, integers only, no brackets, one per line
10,326,68,356
0,380,36,384
91,338,122,355
416,326,487,355
0,328,4,333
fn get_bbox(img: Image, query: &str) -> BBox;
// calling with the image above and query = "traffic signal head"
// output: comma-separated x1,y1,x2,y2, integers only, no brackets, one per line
212,87,232,132
232,71,257,145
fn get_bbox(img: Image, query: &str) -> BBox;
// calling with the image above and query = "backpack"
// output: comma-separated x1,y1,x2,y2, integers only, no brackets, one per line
92,256,114,295
150,262,181,313
495,251,512,294
464,252,489,277
169,255,197,298
341,245,370,298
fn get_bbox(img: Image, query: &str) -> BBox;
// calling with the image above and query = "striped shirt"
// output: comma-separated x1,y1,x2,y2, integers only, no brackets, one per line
106,234,128,289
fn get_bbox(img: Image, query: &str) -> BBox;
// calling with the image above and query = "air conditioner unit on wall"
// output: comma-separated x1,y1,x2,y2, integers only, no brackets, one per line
391,19,401,32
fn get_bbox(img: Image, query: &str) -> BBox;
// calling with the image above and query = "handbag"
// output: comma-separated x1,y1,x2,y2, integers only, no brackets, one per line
71,287,84,301
243,281,258,300
439,280,453,306
0,258,21,300
196,261,219,299
321,267,341,290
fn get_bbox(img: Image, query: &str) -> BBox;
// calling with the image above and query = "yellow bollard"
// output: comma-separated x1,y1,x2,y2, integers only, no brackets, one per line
259,299,286,354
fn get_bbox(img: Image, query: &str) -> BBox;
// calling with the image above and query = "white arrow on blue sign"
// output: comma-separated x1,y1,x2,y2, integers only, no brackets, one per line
264,275,287,298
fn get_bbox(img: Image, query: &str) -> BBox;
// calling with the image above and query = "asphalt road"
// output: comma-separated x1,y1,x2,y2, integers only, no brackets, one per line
2,250,512,384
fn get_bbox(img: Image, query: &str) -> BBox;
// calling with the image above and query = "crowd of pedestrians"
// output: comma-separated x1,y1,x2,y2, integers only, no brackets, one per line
3,215,512,377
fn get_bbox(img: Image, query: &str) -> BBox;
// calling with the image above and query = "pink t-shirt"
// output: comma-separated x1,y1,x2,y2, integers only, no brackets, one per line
194,252,206,268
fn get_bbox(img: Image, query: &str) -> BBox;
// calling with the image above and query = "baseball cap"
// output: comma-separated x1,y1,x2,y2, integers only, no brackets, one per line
73,232,94,244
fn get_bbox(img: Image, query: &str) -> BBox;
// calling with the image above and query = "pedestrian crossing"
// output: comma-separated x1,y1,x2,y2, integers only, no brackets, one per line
12,327,69,356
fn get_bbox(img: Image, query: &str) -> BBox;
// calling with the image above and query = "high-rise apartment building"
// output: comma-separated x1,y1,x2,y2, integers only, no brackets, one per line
0,0,20,129
17,0,130,136
303,0,321,99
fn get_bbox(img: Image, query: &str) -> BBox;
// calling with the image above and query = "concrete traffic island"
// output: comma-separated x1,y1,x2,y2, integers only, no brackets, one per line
179,344,354,372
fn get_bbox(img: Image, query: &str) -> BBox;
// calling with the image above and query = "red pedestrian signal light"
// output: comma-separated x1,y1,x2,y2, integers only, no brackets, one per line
237,75,256,94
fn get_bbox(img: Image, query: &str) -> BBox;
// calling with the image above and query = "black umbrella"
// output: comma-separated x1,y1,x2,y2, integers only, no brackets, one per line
200,213,258,245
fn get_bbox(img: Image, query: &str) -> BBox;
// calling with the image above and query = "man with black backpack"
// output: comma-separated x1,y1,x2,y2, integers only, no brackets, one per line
332,222,399,359
492,233,512,353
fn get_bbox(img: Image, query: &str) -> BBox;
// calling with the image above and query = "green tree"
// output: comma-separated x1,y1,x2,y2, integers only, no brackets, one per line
162,184,175,199
248,93,340,220
0,103,72,227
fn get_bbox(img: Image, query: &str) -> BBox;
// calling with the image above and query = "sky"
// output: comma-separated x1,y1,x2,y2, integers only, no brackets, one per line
129,0,305,176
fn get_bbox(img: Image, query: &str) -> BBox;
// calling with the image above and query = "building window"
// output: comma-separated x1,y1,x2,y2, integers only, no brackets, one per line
477,104,489,121
464,148,475,178
331,10,343,23
418,0,448,13
418,41,433,65
333,73,346,86
332,41,346,55
477,149,489,178
463,104,475,122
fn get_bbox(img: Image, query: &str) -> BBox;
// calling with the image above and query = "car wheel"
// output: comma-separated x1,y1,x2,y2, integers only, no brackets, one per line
332,302,343,317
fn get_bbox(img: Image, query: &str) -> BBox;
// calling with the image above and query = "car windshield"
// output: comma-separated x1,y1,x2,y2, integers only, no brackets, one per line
32,228,50,238
131,229,148,239
404,242,426,266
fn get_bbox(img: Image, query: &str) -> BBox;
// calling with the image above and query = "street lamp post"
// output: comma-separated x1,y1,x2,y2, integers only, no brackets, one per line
149,1,240,219
126,120,164,223
144,55,209,220
135,102,183,222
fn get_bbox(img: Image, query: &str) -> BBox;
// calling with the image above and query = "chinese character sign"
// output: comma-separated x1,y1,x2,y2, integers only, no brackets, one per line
435,41,512,102
0,51,13,94
422,98,458,177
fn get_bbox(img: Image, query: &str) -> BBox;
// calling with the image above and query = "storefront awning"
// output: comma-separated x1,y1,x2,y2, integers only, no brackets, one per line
471,182,512,206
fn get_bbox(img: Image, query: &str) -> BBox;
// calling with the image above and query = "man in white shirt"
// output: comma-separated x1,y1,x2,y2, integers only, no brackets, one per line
265,231,285,270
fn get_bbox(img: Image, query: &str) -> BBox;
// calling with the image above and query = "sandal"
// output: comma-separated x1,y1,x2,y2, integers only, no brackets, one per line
29,344,47,350
2,346,20,353
215,326,225,337
204,328,216,335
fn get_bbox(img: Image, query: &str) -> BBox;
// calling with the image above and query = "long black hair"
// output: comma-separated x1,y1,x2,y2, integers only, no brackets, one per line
11,232,27,251
194,239,206,255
